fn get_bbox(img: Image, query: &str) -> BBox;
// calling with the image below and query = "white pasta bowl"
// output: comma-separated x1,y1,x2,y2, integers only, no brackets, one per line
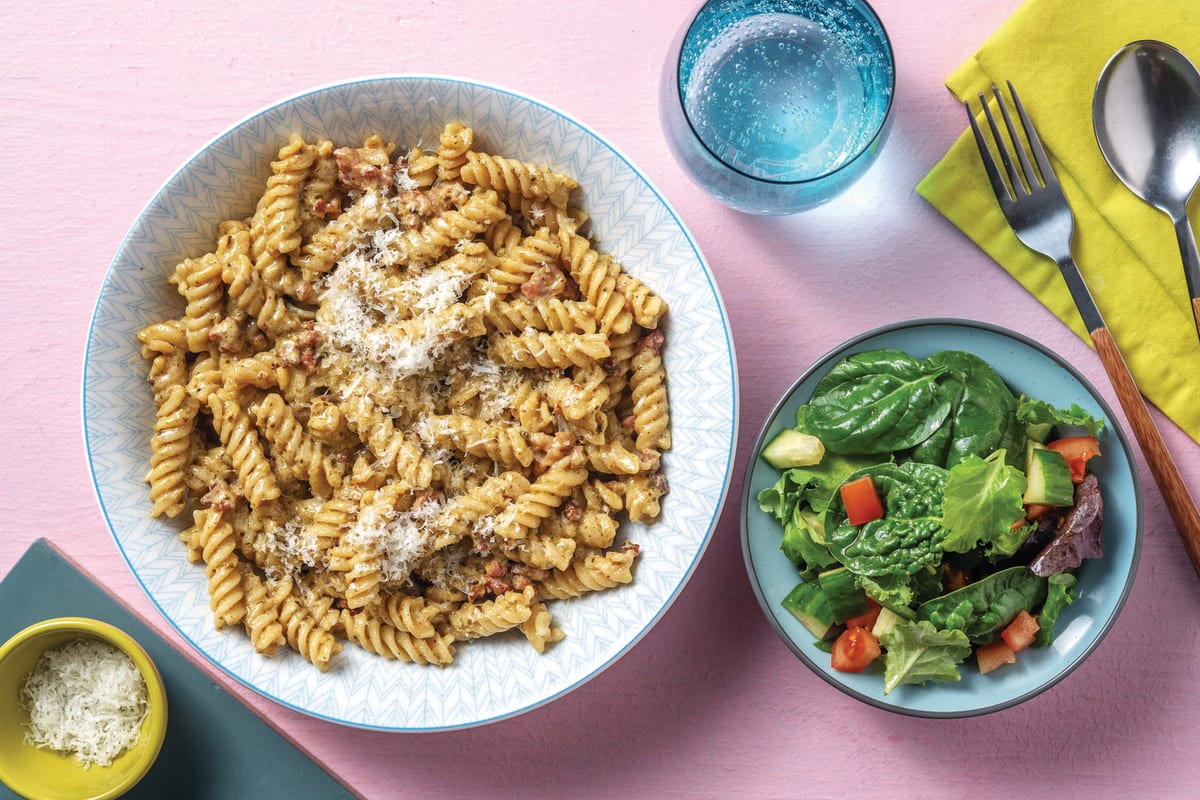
84,76,737,731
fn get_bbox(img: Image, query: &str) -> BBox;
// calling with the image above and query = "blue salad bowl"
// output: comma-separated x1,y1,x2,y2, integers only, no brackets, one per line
740,318,1142,717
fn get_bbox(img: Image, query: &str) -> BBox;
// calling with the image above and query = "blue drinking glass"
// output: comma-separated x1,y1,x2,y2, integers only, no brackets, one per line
660,0,895,215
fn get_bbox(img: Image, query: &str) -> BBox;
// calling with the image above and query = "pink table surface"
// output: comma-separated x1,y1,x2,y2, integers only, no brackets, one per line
3,1,1199,798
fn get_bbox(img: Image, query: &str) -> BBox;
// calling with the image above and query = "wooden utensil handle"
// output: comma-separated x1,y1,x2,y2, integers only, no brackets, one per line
1092,326,1200,576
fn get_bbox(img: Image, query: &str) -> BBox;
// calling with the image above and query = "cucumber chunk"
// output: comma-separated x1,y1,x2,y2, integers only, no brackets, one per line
761,429,825,469
817,566,868,623
871,606,907,639
781,581,837,640
1023,442,1075,506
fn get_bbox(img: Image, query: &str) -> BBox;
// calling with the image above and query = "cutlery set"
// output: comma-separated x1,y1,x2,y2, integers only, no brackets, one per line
965,41,1200,577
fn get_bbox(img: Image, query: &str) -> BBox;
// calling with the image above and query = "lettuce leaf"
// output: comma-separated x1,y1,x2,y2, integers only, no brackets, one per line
941,449,1030,558
1033,572,1078,647
779,506,837,574
1017,397,1105,440
879,620,972,694
757,451,884,522
860,565,942,610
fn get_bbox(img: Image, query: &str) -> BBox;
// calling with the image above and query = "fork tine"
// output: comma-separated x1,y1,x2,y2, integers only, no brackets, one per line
964,100,1014,204
993,83,1041,190
1006,80,1057,187
979,90,1027,197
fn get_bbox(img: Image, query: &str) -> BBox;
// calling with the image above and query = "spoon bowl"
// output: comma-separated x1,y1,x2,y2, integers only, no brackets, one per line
1094,39,1200,337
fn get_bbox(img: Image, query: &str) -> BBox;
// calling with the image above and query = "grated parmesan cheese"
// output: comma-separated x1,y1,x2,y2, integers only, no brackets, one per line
316,252,474,382
20,638,149,768
393,162,421,194
346,496,446,582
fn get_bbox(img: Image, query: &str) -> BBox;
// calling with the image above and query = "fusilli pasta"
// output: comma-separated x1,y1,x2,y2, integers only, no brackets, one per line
137,123,671,671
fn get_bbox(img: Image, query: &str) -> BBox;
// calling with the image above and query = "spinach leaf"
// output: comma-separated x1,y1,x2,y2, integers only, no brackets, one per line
913,351,1024,468
825,462,950,578
803,350,953,455
879,620,972,694
941,449,1030,558
916,565,1048,643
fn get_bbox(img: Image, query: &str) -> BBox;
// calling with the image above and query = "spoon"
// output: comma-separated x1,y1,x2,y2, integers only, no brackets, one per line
1093,40,1200,341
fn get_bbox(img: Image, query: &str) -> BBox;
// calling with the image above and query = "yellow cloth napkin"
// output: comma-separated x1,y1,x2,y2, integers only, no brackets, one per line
917,0,1200,445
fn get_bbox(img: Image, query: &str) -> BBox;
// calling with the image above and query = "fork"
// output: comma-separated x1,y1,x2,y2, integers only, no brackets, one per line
966,82,1200,577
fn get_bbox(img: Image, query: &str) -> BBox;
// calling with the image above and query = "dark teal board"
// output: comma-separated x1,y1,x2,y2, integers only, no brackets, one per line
0,539,360,799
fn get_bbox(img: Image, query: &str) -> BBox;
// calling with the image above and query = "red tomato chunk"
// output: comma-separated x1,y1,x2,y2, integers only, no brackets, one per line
1046,436,1101,483
831,627,881,673
976,640,1017,674
844,598,882,630
1000,610,1040,653
840,476,884,526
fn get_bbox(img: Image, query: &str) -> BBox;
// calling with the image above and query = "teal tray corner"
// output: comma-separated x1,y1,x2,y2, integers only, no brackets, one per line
0,539,360,799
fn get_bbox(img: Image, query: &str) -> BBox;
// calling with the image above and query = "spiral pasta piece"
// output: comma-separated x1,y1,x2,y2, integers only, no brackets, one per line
629,329,671,452
299,138,338,243
542,506,618,550
307,489,358,553
448,587,535,640
493,448,588,540
241,569,286,656
275,581,342,672
253,134,315,255
252,392,343,497
484,297,597,334
250,134,315,300
520,602,564,653
340,608,455,666
327,526,385,611
400,146,438,188
536,546,639,600
137,311,185,349
511,378,554,434
381,592,440,638
146,384,199,518
380,188,506,268
338,392,436,487
488,331,610,369
459,151,578,208
616,271,668,330
218,220,299,338
430,470,531,549
499,533,577,571
483,215,525,256
553,364,611,425
192,507,247,629
558,230,633,335
174,252,224,353
473,227,561,298
416,414,534,470
623,472,669,524
207,389,281,509
436,121,473,182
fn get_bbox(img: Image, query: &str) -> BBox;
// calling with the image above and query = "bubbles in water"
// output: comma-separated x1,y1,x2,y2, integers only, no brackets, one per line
680,7,892,182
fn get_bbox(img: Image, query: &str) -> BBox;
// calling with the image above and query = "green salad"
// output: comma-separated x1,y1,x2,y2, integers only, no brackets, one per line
757,348,1107,693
